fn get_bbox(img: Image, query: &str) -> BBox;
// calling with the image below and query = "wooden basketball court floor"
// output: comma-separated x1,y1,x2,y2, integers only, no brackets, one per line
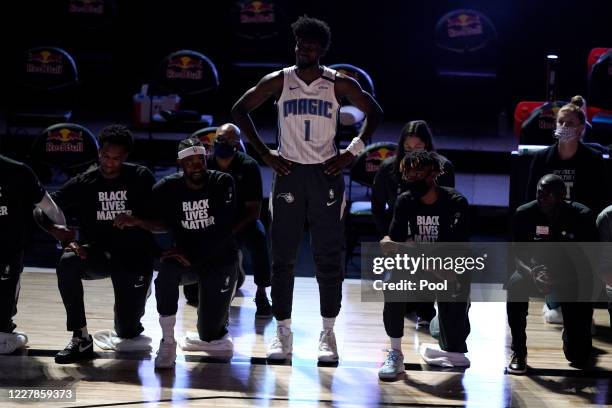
2,269,612,407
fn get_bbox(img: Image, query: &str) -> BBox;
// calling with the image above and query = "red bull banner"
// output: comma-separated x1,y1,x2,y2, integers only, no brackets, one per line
435,9,497,53
365,147,395,173
26,49,64,75
239,0,275,24
46,128,84,153
68,0,105,14
166,56,203,80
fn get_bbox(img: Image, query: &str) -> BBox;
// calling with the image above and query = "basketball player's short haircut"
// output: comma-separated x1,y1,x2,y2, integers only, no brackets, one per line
401,150,443,175
538,174,566,197
99,124,134,152
291,16,331,54
178,137,204,152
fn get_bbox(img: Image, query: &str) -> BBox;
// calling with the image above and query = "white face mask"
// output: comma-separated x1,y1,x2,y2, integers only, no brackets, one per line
554,126,582,141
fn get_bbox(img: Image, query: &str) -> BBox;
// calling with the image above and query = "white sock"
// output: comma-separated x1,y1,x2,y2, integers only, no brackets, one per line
277,319,291,334
322,317,335,331
159,315,176,343
390,337,403,353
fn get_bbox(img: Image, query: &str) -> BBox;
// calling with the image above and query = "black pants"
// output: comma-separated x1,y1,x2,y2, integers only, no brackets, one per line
155,257,237,342
0,252,24,333
383,275,471,353
269,164,345,320
183,220,271,302
506,271,593,363
56,246,153,338
238,220,271,288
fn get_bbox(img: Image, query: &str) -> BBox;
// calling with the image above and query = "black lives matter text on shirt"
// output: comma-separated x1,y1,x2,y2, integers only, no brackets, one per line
389,187,469,243
152,170,237,266
0,155,46,260
51,163,156,255
207,152,263,218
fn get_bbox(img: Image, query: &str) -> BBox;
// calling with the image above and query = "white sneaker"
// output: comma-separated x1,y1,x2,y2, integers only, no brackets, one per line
266,326,293,360
378,349,404,380
155,339,177,369
318,330,339,362
543,304,563,324
93,330,152,352
180,332,233,352
419,343,470,367
0,331,28,354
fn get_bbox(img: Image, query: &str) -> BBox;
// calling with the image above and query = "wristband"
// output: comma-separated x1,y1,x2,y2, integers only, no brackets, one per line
347,137,365,156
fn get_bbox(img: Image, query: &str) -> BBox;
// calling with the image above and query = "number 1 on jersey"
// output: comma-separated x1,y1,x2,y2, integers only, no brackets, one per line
304,120,311,141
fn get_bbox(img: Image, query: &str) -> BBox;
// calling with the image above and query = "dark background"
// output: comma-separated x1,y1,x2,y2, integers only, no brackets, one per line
2,0,611,122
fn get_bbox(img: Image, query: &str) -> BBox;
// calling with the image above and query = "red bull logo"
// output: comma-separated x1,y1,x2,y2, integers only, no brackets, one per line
166,56,203,80
365,148,396,173
26,50,64,75
68,0,104,14
240,0,275,24
447,13,483,38
46,128,84,153
197,131,217,150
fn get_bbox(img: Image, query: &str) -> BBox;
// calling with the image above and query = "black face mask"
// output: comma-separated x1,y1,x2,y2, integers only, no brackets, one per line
404,178,430,198
214,141,237,159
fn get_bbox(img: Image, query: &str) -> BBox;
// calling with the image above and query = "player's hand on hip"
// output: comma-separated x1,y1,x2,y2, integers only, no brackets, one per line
324,151,354,176
161,248,192,267
262,150,291,175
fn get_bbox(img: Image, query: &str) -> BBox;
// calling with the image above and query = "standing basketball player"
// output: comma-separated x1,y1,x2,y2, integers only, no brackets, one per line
232,16,382,362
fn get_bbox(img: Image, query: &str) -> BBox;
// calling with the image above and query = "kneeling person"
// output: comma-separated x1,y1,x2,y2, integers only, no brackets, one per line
379,150,471,380
1,154,66,354
37,125,156,364
118,138,238,369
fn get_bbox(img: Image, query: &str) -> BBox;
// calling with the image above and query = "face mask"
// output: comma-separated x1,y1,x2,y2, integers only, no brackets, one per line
554,126,582,141
213,141,237,159
405,178,430,198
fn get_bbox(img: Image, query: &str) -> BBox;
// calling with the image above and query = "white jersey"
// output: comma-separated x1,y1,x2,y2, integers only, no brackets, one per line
276,66,340,164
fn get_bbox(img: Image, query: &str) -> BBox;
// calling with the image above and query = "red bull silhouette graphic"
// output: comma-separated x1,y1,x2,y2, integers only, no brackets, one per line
68,0,104,14
196,131,216,151
366,148,395,173
46,128,84,153
27,50,64,75
447,13,483,38
239,0,275,24
166,56,203,80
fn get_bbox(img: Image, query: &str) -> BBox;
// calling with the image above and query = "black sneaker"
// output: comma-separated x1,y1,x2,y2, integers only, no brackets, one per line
55,336,95,364
254,294,272,319
507,354,527,374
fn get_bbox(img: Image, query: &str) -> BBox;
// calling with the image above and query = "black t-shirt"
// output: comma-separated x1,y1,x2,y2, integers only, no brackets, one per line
525,142,609,214
513,200,597,243
52,163,156,257
0,155,46,261
512,200,597,283
206,152,262,218
152,170,237,266
389,186,469,243
371,155,455,238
